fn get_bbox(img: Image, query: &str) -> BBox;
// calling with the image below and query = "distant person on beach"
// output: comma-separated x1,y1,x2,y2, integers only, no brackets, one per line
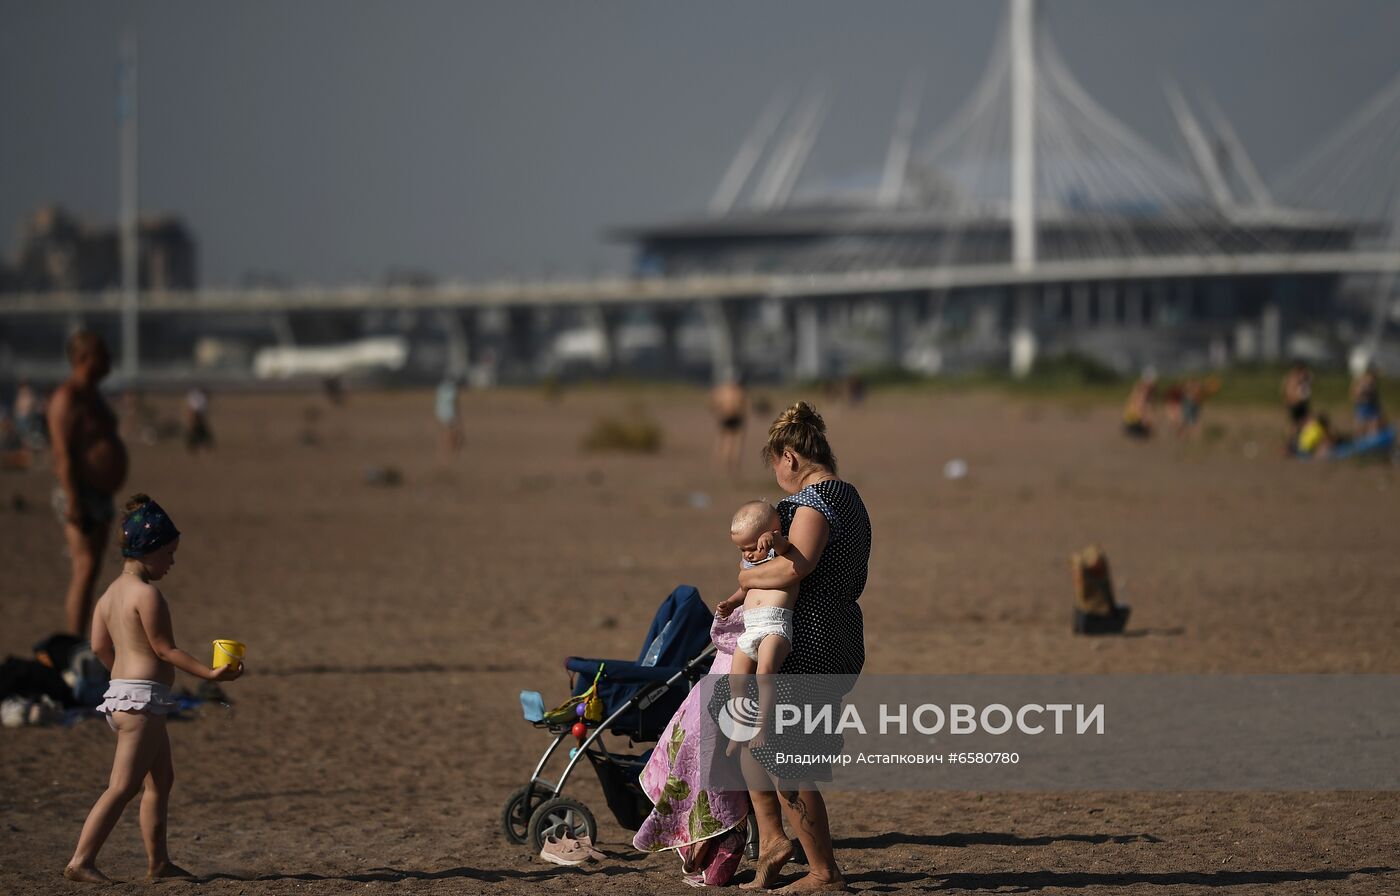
322,375,345,406
183,387,214,453
1122,370,1156,439
120,390,159,447
64,494,243,884
48,331,128,636
435,375,463,458
1282,361,1313,441
14,379,46,449
846,373,866,407
715,500,795,754
1351,364,1384,437
710,376,748,476
1162,381,1185,432
1169,376,1219,439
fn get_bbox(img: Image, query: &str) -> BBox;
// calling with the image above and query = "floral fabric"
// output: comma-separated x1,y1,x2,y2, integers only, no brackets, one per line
632,608,748,854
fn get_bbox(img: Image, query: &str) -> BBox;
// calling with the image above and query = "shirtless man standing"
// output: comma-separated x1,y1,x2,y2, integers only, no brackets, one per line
48,332,129,636
710,375,748,477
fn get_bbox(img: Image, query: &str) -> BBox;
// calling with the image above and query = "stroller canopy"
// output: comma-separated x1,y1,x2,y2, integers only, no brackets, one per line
566,584,714,740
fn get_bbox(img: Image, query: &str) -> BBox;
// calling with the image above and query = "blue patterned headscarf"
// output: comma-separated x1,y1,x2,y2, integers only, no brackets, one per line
121,500,181,558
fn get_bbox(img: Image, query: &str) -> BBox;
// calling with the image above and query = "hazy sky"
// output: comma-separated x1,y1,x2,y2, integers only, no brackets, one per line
2,1,1398,285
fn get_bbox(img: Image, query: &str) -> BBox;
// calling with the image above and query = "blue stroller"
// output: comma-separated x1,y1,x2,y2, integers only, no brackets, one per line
503,585,717,850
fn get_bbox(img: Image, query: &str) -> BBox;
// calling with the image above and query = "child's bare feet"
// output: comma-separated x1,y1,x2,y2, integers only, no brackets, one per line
740,838,793,890
63,863,111,884
146,861,194,881
749,727,768,751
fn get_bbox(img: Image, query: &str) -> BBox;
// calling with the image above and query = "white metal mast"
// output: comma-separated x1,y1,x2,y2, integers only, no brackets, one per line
709,89,793,216
1010,0,1036,270
877,71,923,209
119,33,140,384
1198,90,1274,210
771,93,828,207
1164,81,1235,211
752,89,827,210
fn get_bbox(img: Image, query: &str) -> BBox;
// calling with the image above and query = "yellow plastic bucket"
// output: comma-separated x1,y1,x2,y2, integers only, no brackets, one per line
212,639,246,669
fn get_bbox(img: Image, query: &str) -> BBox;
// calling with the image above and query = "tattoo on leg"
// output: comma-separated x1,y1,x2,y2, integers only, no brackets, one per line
784,792,811,825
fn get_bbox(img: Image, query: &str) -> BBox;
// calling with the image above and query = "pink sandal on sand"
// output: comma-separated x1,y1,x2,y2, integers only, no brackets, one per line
539,824,606,866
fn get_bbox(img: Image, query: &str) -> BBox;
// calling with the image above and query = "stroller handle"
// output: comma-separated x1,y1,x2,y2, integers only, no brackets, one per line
565,643,716,685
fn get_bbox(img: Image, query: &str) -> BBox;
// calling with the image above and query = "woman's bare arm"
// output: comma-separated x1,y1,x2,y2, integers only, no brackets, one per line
738,506,829,591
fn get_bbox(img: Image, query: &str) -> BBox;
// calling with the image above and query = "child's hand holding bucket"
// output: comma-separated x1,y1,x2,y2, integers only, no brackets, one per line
211,639,247,681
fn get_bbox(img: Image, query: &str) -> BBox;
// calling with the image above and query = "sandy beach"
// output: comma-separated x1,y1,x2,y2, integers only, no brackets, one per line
2,386,1396,895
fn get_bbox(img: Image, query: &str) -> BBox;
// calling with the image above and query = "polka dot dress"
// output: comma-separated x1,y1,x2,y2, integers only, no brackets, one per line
741,478,871,781
774,480,870,677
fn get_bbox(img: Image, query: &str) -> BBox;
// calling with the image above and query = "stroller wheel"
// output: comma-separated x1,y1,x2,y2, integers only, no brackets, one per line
501,785,547,845
527,796,598,853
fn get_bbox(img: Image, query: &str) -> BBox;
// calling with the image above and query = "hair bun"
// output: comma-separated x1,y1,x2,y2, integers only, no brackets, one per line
762,401,836,474
778,401,825,433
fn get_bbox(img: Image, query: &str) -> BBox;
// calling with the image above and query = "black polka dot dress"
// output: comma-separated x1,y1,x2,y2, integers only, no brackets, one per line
746,479,871,781
774,480,869,677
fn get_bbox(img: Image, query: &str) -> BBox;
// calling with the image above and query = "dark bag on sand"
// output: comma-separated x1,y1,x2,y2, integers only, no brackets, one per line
31,634,110,707
0,657,73,706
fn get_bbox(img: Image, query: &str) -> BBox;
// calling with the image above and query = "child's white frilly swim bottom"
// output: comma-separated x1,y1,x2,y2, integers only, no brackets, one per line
97,679,180,731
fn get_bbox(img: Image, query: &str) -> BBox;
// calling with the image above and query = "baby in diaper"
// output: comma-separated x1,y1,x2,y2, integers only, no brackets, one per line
716,500,795,750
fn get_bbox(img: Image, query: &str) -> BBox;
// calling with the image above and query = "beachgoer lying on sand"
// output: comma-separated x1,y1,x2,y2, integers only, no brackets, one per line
1294,412,1348,458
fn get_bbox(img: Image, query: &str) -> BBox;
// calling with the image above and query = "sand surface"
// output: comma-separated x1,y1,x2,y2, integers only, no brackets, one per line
2,387,1396,894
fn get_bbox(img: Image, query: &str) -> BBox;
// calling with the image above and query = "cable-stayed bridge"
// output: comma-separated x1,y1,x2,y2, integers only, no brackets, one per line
4,0,1400,383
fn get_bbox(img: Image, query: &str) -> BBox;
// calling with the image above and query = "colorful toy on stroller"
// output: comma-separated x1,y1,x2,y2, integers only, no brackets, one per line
504,585,716,851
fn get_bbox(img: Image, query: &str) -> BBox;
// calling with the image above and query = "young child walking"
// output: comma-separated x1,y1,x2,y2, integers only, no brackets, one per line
65,494,243,884
716,500,794,752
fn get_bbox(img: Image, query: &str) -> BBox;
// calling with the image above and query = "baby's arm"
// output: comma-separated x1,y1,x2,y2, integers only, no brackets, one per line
757,529,789,556
135,585,244,682
715,586,746,617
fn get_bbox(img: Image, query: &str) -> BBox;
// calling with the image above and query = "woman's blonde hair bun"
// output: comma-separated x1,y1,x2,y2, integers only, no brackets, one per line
762,401,837,474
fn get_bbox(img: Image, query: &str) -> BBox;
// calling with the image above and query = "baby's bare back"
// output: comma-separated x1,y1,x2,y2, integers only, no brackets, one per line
96,578,173,685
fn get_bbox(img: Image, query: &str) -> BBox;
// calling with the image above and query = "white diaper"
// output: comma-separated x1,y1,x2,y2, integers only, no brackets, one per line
737,606,794,662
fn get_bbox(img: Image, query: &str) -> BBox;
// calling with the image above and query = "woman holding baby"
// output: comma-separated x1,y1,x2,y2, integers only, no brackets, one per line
734,400,871,893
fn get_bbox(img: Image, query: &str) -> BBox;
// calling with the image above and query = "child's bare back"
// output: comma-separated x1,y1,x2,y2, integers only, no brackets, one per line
94,576,175,686
66,494,242,885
